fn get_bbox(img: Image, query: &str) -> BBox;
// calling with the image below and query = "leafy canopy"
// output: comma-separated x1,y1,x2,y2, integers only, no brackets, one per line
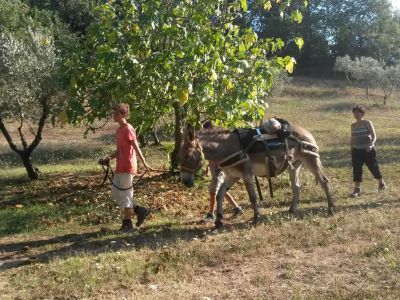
65,0,303,131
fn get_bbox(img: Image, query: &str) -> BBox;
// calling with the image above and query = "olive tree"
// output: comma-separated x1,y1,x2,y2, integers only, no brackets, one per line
0,30,61,180
334,55,400,104
333,55,354,84
352,57,382,97
376,65,400,105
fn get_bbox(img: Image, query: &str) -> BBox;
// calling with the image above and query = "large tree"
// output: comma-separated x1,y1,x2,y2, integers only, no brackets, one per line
326,0,400,64
0,0,73,180
249,0,400,73
22,0,96,35
64,0,303,168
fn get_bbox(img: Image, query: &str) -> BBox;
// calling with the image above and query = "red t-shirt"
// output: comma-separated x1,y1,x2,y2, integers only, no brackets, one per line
115,123,137,174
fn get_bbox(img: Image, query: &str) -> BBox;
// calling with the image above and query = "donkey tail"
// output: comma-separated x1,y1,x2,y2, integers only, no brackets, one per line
314,157,330,185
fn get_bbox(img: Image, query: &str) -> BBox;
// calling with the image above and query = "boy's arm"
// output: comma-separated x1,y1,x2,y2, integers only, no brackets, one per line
131,139,153,171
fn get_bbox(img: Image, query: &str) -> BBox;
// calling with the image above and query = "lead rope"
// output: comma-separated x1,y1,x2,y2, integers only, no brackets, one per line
99,160,149,190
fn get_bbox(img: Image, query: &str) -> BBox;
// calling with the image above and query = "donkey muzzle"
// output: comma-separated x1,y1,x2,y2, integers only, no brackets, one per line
180,173,194,187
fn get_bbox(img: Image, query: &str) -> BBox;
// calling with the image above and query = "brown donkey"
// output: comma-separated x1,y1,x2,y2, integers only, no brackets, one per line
179,121,334,228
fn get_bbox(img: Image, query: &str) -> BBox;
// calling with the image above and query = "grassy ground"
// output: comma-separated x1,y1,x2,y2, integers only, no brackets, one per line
1,79,399,299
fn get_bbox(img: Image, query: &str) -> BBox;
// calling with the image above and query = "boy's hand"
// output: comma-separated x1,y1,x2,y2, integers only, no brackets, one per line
99,157,111,165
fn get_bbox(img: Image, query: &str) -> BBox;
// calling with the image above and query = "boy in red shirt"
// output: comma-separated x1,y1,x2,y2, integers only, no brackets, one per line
103,103,153,232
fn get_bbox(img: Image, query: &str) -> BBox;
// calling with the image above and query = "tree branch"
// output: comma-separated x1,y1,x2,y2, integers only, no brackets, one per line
0,116,21,154
17,110,29,151
27,95,50,155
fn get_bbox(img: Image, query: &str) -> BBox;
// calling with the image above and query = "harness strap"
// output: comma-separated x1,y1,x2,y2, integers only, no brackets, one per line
219,150,249,168
180,166,199,174
254,175,264,202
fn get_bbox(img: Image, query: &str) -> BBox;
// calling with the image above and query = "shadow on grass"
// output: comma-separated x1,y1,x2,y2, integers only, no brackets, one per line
0,175,32,186
1,196,399,271
0,172,179,237
0,220,202,271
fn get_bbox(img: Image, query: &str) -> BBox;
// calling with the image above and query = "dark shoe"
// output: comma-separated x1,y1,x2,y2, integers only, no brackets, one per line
204,212,215,223
350,188,361,198
119,219,134,233
378,182,386,191
134,206,150,227
232,206,243,218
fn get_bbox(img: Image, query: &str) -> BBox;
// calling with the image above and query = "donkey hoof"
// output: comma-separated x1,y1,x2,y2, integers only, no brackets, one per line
252,215,261,225
215,220,223,229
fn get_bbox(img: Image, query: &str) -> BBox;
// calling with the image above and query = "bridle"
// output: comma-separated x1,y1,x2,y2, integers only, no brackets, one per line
180,162,204,174
180,138,204,175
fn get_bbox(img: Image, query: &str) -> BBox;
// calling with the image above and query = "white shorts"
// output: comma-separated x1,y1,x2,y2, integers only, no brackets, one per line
111,173,135,208
209,169,225,194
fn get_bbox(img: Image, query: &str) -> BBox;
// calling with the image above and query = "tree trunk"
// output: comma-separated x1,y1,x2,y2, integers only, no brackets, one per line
170,101,182,171
151,128,161,146
345,73,352,86
0,95,50,180
138,134,148,148
383,95,387,105
0,117,38,179
20,151,39,180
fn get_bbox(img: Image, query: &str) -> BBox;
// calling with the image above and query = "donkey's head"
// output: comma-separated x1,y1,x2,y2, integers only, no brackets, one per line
179,124,204,187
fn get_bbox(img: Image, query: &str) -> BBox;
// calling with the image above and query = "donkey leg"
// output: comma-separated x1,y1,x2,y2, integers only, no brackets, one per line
243,175,261,223
215,178,237,229
288,160,303,214
307,157,335,214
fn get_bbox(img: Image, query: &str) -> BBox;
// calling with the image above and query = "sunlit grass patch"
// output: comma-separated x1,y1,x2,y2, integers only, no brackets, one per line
8,251,150,299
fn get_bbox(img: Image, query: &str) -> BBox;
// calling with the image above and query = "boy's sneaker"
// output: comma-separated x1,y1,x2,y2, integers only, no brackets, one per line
204,212,215,222
134,206,150,227
350,188,361,198
232,206,243,218
119,219,134,233
378,182,386,191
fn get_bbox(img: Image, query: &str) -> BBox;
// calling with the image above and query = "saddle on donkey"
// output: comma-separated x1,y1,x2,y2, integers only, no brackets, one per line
232,118,294,177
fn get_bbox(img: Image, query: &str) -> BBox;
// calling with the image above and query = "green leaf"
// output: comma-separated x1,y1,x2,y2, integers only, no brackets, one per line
291,10,303,24
294,37,304,50
177,88,189,105
210,69,218,82
285,57,296,73
239,43,246,53
240,0,248,12
59,111,69,127
264,1,272,11
245,31,257,46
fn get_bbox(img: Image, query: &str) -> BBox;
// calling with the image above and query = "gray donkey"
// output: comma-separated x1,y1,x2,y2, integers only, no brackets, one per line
179,120,334,228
